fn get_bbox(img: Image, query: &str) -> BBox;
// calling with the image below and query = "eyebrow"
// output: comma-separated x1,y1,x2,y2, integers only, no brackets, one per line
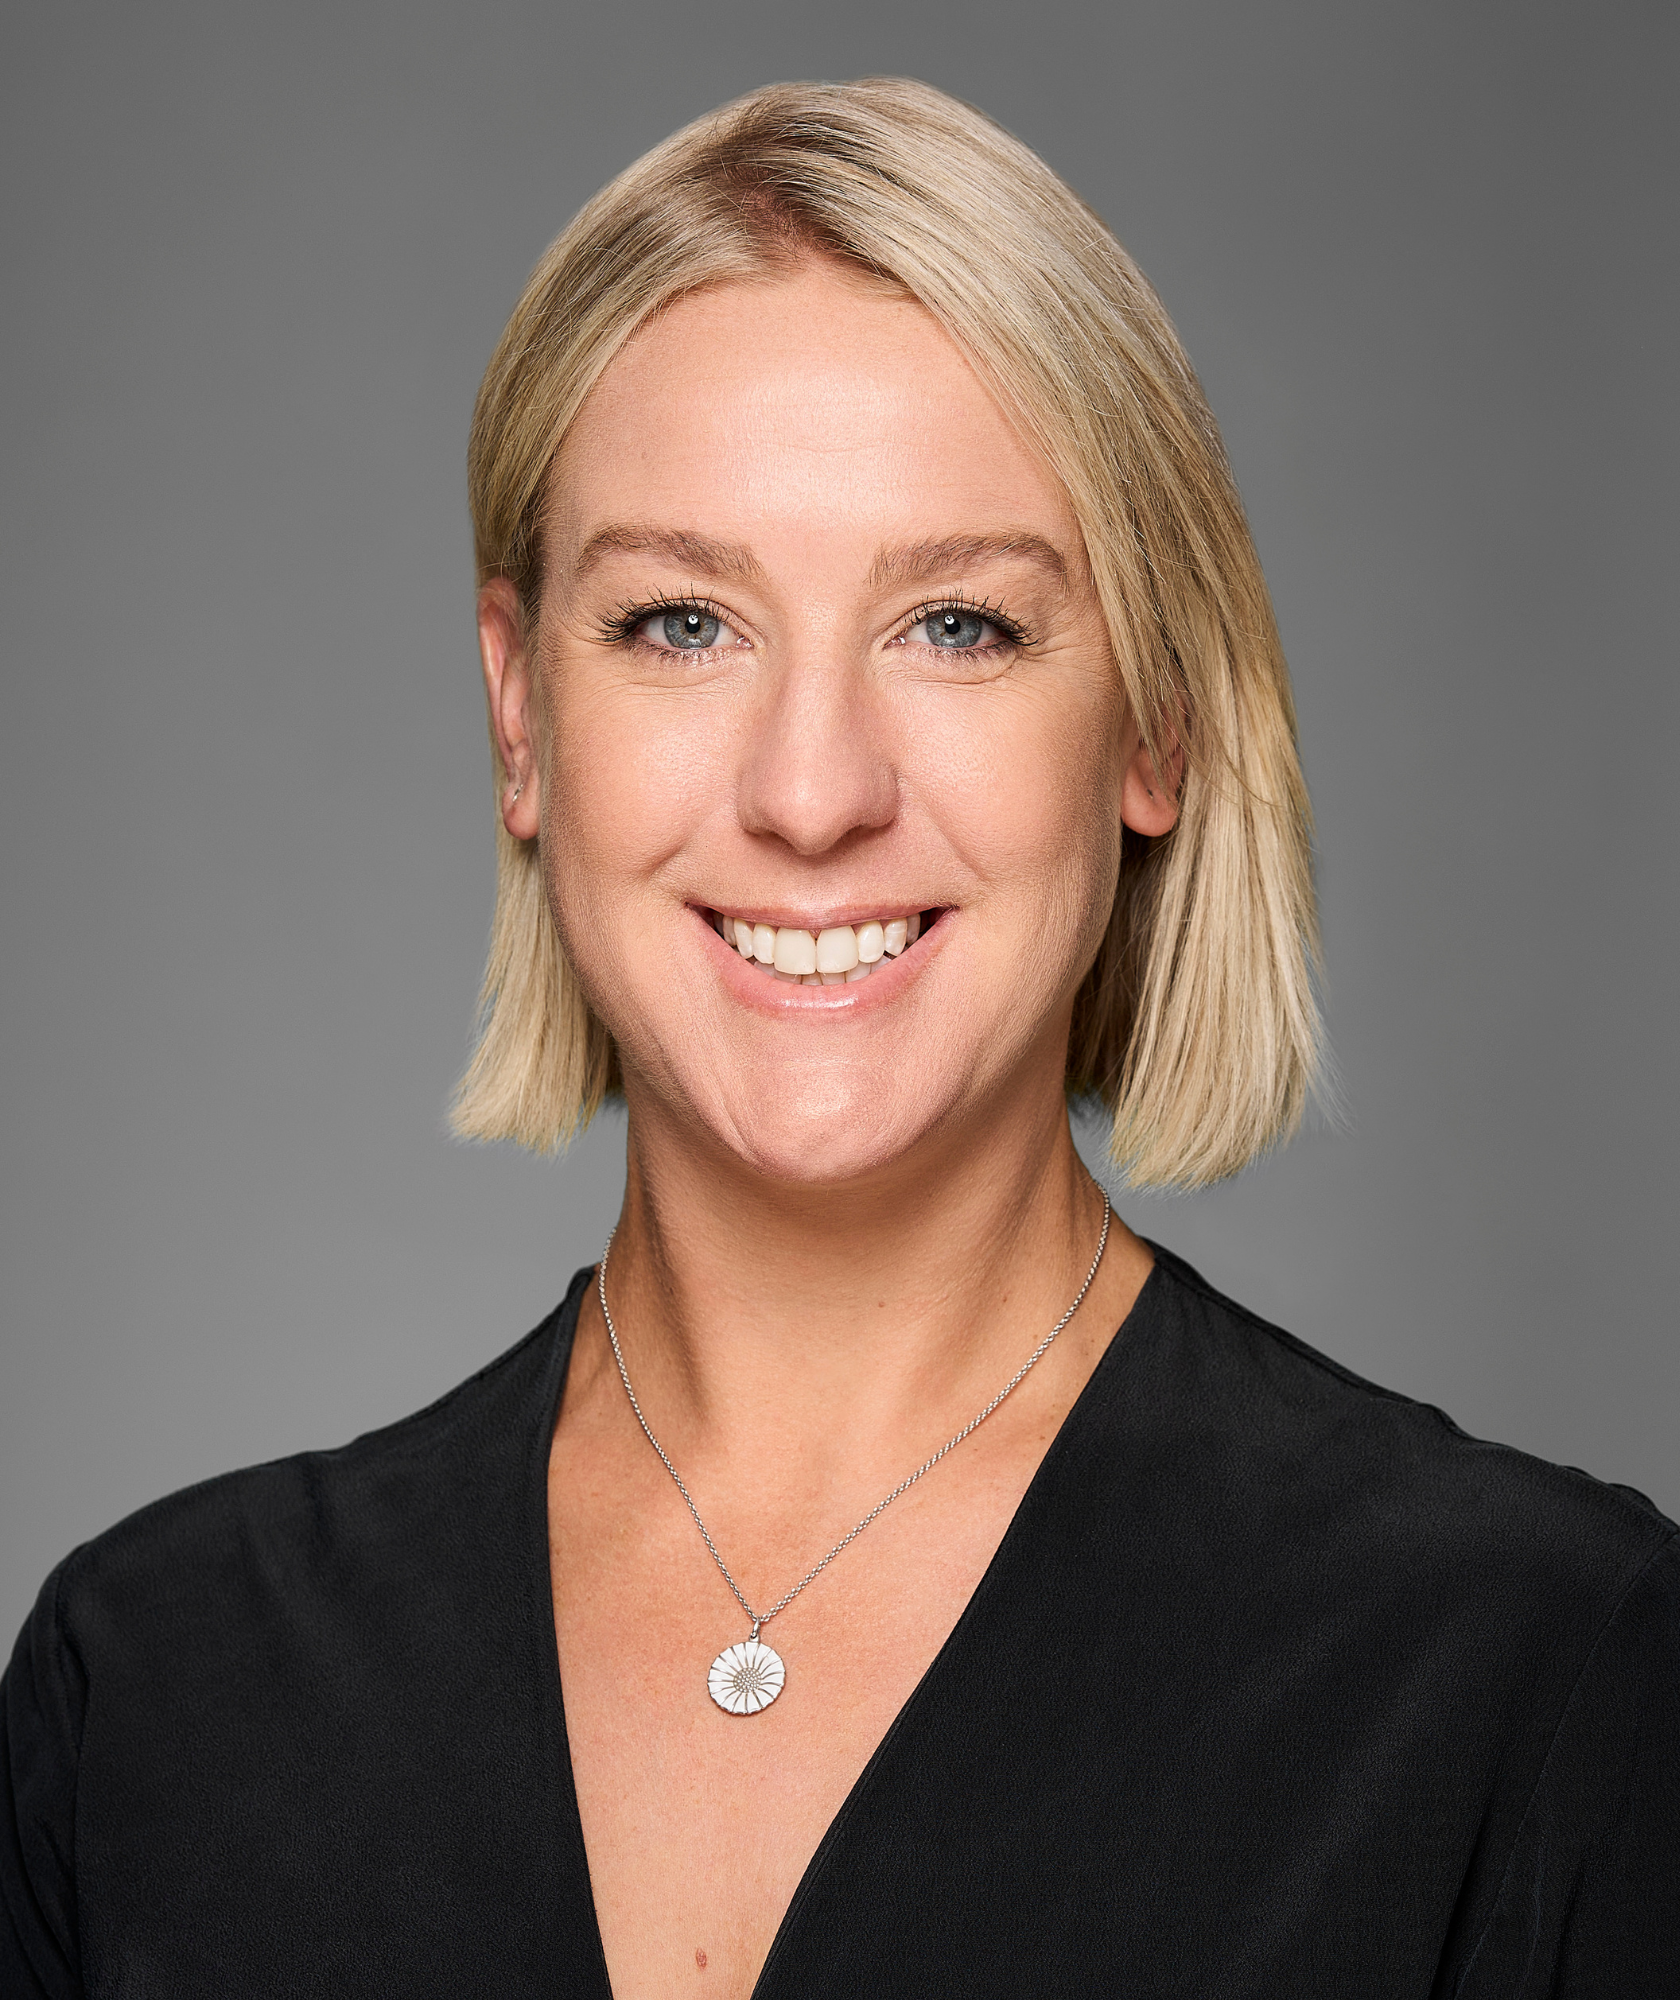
868,533,1068,592
570,524,766,586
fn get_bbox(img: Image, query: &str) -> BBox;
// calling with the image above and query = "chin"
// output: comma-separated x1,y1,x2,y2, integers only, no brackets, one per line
708,1077,945,1189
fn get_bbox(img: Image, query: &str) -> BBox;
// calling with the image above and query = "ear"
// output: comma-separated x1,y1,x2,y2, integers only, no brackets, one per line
478,578,542,842
1118,722,1184,839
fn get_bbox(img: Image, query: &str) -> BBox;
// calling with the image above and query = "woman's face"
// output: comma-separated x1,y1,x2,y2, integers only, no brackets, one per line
483,260,1174,1185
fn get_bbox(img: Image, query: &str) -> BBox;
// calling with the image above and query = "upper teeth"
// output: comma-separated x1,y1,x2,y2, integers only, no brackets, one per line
713,912,924,985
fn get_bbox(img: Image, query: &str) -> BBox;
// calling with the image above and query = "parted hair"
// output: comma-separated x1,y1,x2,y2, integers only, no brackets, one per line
454,76,1324,1188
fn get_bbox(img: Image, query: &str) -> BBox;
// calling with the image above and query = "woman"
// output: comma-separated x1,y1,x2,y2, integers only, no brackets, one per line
4,77,1676,1998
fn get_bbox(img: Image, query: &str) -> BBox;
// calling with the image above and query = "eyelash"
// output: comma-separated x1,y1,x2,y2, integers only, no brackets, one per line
599,592,1033,654
898,594,1032,653
600,592,735,647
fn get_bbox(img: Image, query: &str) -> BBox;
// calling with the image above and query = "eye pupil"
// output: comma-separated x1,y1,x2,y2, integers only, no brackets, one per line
663,609,720,649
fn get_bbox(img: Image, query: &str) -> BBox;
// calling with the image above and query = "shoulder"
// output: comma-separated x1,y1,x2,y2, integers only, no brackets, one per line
1129,1244,1677,1632
8,1269,587,1749
67,1279,578,1637
0,1272,590,1994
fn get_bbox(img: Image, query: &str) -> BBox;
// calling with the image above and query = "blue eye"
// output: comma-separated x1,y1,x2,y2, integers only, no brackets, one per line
930,610,985,648
660,608,719,649
914,607,1008,650
624,604,740,654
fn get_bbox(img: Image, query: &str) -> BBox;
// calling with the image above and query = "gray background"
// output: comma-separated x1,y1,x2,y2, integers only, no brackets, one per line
3,0,1675,1640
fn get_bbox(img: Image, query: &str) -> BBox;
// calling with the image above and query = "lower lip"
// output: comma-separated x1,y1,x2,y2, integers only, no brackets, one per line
697,909,951,1015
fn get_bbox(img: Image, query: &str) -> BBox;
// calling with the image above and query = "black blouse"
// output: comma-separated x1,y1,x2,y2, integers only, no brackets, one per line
4,1249,1678,1996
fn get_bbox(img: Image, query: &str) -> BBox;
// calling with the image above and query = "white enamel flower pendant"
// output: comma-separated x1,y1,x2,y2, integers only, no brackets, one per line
708,1637,785,1715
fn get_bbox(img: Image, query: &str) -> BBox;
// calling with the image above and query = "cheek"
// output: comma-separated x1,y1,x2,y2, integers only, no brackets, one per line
908,673,1126,949
541,678,729,931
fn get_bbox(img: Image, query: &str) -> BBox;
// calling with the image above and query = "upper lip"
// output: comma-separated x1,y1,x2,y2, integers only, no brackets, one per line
700,902,942,930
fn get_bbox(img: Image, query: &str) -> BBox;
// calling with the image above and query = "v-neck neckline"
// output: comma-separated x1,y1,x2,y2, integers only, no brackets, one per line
526,1254,1167,1999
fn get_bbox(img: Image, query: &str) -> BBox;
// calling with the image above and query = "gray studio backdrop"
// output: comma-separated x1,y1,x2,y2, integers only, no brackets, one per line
2,1,1675,1637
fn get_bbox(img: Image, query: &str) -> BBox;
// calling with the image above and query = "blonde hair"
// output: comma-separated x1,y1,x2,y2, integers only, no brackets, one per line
454,77,1323,1188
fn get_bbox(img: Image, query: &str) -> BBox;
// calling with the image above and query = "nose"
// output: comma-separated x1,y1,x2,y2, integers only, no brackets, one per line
735,643,898,856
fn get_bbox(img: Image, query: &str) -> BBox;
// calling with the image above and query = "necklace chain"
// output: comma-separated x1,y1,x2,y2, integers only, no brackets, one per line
596,1191,1112,1636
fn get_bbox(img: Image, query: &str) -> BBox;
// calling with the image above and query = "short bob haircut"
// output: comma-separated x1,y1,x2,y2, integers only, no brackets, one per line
455,76,1323,1189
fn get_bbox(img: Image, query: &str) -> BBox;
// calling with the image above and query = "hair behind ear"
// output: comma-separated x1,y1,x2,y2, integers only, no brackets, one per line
450,793,618,1150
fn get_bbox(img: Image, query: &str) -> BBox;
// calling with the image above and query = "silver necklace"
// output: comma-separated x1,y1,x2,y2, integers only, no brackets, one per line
596,1192,1112,1716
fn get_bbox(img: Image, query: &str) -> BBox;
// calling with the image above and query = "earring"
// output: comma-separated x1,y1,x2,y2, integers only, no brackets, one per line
511,781,524,802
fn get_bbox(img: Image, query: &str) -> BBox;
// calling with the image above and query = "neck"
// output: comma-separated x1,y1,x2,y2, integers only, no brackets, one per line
584,1066,1138,1493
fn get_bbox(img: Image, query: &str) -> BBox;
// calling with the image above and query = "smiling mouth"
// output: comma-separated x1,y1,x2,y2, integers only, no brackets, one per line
707,909,939,985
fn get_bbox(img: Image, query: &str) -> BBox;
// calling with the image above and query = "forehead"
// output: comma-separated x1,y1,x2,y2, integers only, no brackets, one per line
548,263,1079,559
